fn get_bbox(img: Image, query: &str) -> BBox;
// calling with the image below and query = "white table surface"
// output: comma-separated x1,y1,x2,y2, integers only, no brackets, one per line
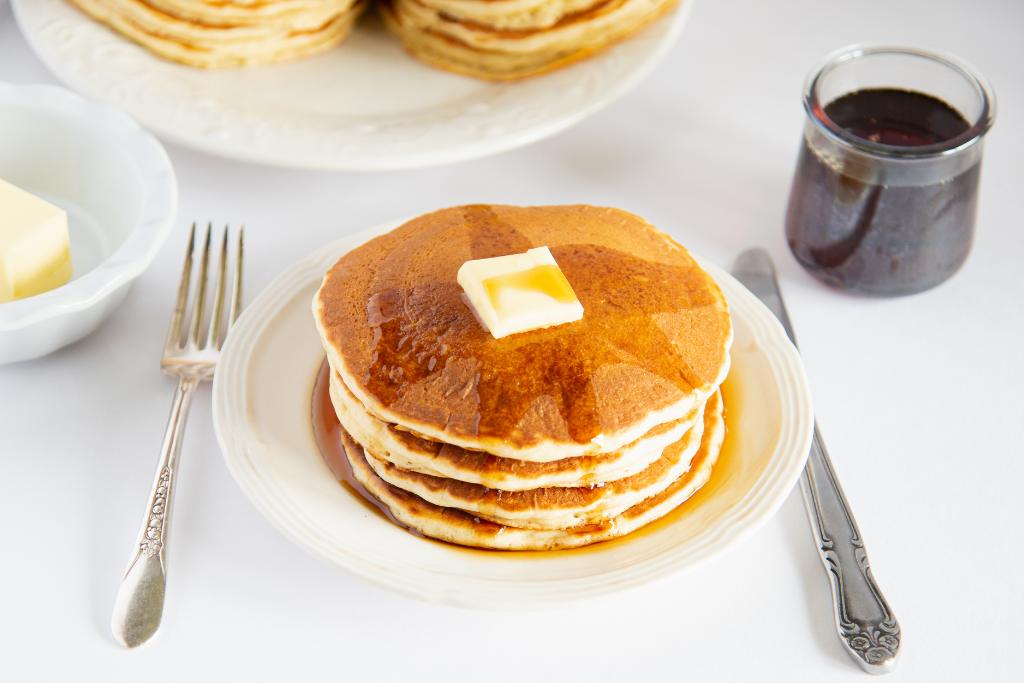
2,0,1022,680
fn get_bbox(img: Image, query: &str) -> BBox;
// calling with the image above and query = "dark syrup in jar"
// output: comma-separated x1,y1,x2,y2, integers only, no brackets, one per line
786,88,977,295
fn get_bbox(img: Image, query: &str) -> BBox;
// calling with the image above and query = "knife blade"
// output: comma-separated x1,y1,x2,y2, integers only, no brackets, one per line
732,248,901,675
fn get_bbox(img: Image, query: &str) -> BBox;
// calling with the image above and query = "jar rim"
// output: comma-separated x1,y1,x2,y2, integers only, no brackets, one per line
803,44,996,159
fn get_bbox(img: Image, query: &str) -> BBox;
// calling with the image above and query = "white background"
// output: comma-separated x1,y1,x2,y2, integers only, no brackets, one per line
2,0,1022,680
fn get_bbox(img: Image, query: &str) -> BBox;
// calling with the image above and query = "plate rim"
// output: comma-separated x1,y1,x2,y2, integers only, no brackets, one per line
12,0,694,171
212,219,814,608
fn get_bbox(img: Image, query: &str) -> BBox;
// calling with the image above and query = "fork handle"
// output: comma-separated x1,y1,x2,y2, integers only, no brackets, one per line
799,424,901,674
111,376,199,648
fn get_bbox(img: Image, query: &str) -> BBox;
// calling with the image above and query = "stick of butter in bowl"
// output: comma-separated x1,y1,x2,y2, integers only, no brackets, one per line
0,178,73,303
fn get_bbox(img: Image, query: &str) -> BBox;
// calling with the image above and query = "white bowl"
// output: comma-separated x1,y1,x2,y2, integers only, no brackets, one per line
0,82,177,364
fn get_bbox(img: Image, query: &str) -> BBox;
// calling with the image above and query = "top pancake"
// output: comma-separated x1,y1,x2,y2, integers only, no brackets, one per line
314,204,731,461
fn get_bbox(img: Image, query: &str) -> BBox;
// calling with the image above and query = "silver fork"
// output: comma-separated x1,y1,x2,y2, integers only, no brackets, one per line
111,223,244,649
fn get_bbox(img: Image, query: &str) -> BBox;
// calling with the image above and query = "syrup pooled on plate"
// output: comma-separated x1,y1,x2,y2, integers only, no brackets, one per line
311,361,403,526
786,88,977,296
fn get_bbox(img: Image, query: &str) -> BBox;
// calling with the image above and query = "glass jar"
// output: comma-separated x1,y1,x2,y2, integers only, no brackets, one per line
785,45,995,296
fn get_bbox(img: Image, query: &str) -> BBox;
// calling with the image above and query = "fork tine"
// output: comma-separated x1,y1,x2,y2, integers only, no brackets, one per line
165,223,196,350
188,223,213,346
227,226,244,328
206,227,229,349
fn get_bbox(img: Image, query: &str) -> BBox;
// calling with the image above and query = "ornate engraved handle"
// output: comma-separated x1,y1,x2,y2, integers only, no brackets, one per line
731,249,900,673
799,425,901,674
111,377,198,648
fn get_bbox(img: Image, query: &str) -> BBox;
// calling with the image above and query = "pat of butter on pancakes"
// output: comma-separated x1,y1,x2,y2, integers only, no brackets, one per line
457,246,583,339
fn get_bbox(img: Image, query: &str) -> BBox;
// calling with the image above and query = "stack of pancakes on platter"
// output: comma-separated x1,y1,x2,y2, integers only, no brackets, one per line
313,205,732,550
68,0,365,68
381,0,681,80
68,0,682,77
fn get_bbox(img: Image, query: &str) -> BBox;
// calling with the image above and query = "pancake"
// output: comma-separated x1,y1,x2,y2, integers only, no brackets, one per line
380,0,679,81
144,0,352,27
413,0,603,32
361,391,718,530
329,368,701,490
69,0,364,68
340,387,725,550
314,205,732,462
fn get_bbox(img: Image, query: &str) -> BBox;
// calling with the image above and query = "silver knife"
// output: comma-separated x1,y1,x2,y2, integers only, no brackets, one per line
732,248,901,675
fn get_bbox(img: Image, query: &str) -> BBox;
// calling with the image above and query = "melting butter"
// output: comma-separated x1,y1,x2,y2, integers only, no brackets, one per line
458,247,583,339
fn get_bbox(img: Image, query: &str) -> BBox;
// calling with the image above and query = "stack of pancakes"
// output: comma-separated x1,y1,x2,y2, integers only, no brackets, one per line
313,205,732,550
68,0,365,68
381,0,680,80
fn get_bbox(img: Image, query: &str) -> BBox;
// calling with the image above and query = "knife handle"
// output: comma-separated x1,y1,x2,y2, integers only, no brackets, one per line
799,424,901,674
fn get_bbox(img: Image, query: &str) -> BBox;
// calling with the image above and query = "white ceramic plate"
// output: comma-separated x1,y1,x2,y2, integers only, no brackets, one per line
13,0,692,171
212,221,814,608
0,82,177,364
